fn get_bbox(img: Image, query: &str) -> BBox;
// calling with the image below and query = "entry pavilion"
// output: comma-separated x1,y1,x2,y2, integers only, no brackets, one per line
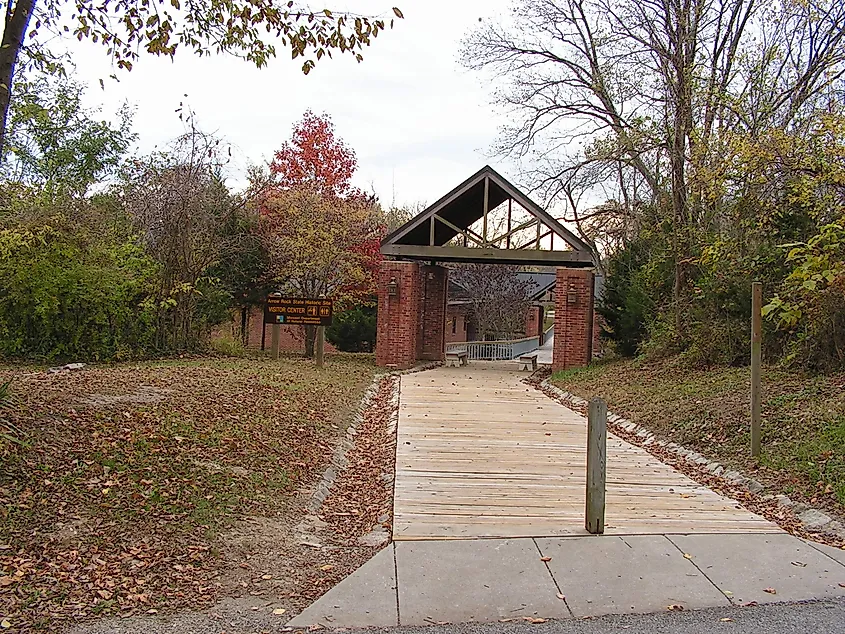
376,166,596,371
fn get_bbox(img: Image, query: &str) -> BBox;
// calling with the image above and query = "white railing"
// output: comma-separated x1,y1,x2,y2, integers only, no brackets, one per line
446,336,541,360
543,323,555,341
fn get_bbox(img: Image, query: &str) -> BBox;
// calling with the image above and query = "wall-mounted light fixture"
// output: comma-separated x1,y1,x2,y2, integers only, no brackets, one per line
567,282,578,305
387,276,399,297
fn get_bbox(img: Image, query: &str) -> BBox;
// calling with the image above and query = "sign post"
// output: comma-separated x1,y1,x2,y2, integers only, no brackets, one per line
751,281,762,457
269,292,282,360
316,325,325,368
264,296,333,363
271,321,281,360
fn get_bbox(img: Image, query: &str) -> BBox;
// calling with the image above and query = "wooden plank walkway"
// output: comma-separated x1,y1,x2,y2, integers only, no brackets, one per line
393,364,780,540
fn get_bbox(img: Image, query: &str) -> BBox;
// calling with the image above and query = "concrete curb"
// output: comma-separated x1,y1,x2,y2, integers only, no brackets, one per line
538,377,845,543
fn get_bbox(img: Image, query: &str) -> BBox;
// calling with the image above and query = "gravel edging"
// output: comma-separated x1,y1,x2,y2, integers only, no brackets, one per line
535,375,845,547
306,374,384,514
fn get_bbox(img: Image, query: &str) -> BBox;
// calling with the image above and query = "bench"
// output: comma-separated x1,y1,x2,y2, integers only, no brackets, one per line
445,350,468,367
518,352,538,371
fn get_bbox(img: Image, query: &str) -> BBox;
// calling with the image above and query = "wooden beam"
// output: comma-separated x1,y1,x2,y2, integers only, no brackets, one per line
429,215,435,246
586,397,608,535
507,198,512,249
380,244,594,266
434,214,485,247
751,281,762,457
515,230,553,250
482,177,489,247
489,217,539,246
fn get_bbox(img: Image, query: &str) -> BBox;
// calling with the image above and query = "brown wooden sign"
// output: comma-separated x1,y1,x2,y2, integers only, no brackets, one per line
264,296,333,326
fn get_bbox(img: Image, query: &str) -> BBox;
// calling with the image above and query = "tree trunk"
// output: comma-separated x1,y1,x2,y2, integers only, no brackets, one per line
0,0,35,158
304,325,316,357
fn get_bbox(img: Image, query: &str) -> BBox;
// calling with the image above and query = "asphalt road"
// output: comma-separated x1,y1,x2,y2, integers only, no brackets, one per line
364,601,845,634
68,599,845,634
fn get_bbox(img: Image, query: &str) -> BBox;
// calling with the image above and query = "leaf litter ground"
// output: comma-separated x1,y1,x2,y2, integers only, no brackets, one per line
0,355,397,632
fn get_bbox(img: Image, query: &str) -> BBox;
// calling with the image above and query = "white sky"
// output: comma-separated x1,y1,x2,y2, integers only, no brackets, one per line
66,1,518,208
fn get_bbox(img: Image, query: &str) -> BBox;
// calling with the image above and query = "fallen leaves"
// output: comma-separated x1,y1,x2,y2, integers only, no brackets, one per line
540,556,552,562
523,617,548,624
667,604,685,611
321,375,398,540
791,561,807,567
0,356,378,630
720,617,733,622
272,608,287,615
763,587,777,595
683,553,693,559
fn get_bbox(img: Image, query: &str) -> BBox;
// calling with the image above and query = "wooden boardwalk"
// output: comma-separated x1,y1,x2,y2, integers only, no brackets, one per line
393,364,780,540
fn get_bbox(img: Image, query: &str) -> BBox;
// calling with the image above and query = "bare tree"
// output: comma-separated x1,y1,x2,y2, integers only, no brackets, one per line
122,117,236,349
450,264,537,340
463,0,845,335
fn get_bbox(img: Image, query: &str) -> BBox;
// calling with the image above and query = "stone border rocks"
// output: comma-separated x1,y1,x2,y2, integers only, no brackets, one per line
534,375,845,547
305,375,385,514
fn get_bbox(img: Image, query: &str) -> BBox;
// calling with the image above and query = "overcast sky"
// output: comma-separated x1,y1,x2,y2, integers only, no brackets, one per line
67,1,517,208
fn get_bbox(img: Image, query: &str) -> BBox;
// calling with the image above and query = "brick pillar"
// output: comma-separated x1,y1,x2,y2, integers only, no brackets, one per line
376,261,421,369
592,311,603,357
417,264,448,361
552,268,595,371
524,305,542,338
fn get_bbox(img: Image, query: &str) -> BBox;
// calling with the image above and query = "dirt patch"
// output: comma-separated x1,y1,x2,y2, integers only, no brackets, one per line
79,386,171,407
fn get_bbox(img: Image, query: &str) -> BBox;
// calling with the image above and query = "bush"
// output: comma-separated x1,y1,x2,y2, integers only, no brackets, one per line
0,220,159,361
596,240,655,356
326,306,376,352
210,334,247,357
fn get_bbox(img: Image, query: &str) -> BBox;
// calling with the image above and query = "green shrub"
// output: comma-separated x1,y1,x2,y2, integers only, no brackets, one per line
597,240,655,357
0,221,158,361
211,334,246,357
326,305,376,352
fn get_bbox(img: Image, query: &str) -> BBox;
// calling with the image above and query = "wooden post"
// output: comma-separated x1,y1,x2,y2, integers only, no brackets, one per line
316,325,325,368
506,198,512,249
586,397,607,534
482,176,489,247
751,281,762,457
271,323,281,360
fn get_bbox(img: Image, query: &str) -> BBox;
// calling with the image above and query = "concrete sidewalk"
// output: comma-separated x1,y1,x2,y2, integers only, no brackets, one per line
288,534,845,628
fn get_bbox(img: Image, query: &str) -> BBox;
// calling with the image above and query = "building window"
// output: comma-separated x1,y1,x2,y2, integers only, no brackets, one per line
452,317,457,334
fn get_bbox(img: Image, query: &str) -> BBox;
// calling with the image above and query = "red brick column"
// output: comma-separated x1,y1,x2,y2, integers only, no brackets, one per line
417,265,448,361
552,269,595,371
376,261,421,369
524,305,542,338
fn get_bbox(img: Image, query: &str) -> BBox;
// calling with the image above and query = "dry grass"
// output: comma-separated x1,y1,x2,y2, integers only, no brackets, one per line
551,358,845,516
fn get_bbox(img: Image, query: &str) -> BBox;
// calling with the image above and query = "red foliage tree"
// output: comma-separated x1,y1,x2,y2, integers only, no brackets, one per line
260,110,384,356
269,110,360,199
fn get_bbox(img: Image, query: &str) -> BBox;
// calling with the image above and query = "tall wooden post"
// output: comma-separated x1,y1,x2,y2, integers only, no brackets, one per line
316,325,325,368
269,291,282,360
751,281,762,457
586,397,607,534
482,176,489,247
271,323,280,360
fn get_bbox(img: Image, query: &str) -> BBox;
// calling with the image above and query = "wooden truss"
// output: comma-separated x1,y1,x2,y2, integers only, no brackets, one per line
381,165,594,267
